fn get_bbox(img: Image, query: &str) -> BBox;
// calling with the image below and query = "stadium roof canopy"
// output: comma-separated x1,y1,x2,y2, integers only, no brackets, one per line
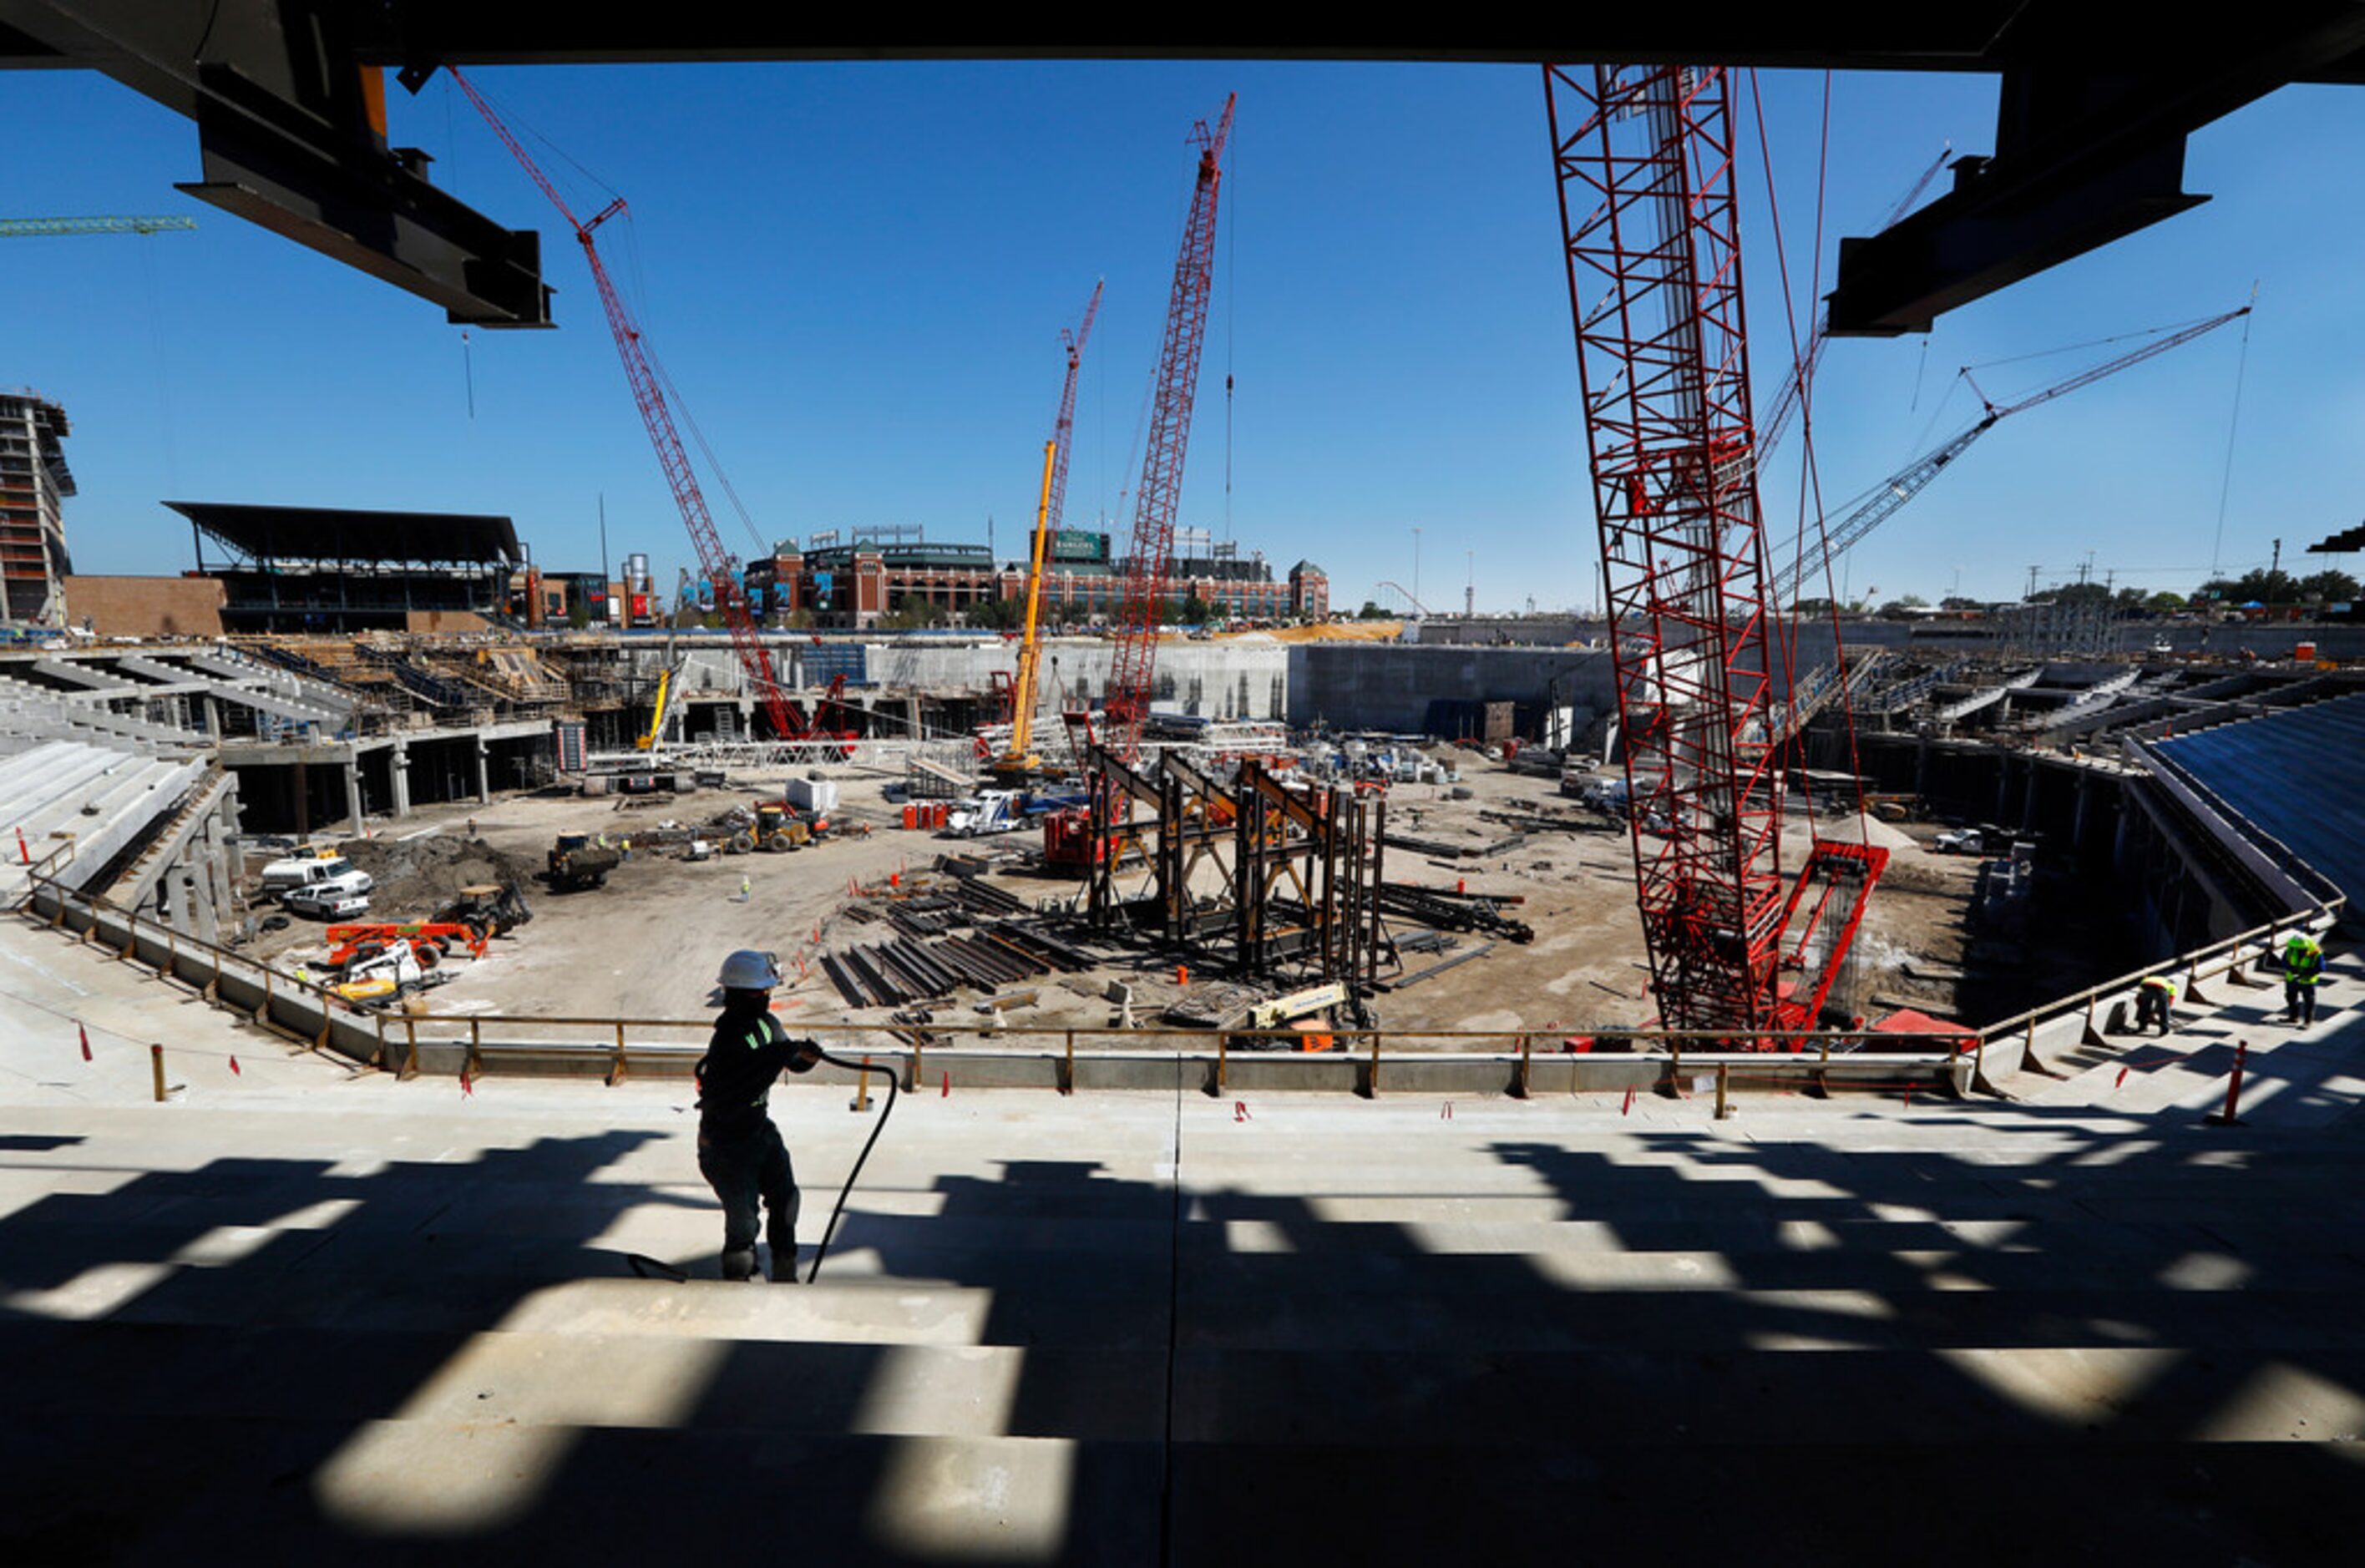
167,502,521,567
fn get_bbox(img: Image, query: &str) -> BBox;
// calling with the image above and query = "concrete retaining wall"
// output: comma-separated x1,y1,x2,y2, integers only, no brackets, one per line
1288,644,1615,732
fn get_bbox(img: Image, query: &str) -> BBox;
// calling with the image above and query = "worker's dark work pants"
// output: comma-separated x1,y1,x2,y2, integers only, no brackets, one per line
2135,989,2172,1034
2287,980,2317,1026
698,1119,800,1281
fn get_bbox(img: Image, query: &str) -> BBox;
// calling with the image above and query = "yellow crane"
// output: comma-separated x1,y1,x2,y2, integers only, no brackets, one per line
985,439,1059,781
634,664,681,751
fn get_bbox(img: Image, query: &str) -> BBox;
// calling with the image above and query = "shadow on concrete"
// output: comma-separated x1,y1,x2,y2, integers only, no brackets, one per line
0,1133,81,1151
3,1111,2363,1565
0,1134,1181,1565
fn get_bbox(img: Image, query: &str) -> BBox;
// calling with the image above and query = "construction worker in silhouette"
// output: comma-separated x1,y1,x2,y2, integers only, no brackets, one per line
2135,972,2178,1035
2283,932,2325,1026
695,949,822,1281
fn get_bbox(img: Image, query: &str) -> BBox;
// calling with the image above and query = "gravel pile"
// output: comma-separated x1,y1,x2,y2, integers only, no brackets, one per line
337,833,537,917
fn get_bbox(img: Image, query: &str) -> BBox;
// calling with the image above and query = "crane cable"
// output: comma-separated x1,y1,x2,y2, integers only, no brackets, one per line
1748,68,1871,842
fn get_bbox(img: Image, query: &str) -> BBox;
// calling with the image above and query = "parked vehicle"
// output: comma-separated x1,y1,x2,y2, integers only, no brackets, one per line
261,852,373,898
281,887,371,921
1933,827,1985,856
330,942,428,1005
946,789,1026,837
547,833,621,889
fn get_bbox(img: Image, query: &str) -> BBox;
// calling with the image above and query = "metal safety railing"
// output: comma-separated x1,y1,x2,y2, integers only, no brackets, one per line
12,840,1964,1100
1969,891,2345,1085
13,825,2341,1105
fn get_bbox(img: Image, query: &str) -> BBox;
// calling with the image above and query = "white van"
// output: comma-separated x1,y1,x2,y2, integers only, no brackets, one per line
261,853,374,898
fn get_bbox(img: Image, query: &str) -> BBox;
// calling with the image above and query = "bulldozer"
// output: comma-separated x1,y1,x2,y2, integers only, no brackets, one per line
752,802,811,852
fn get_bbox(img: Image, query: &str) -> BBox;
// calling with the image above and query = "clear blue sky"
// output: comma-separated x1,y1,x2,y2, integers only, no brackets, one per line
7,59,2357,611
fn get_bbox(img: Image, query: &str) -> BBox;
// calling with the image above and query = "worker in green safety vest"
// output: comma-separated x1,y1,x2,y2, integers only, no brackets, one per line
2135,973,2177,1035
2282,933,2325,1027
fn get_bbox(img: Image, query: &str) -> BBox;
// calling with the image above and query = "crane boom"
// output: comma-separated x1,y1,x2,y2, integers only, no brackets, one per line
996,281,1104,776
0,215,197,238
1547,62,1884,1039
1106,95,1234,761
993,440,1059,776
449,68,793,741
1755,146,1948,468
1770,302,2250,604
1048,281,1103,543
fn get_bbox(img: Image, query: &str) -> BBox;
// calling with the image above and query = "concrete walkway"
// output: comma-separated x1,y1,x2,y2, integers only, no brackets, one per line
4,915,2365,1565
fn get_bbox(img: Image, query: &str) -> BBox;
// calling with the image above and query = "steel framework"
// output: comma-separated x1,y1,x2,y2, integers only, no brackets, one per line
1546,62,1883,1036
1106,95,1235,760
1082,746,1390,996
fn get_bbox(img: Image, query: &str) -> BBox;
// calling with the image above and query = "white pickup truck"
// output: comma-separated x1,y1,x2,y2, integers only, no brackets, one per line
281,886,371,921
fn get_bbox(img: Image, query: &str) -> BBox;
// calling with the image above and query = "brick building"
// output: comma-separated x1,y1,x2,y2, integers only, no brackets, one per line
1288,559,1330,620
745,528,1308,629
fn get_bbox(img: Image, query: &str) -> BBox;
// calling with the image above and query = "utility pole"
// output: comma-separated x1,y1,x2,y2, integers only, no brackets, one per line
2026,564,2041,599
1466,549,1474,618
2271,537,2282,575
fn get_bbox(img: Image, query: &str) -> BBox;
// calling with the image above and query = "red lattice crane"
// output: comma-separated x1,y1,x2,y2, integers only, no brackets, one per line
448,68,795,742
1544,63,1885,1039
1105,95,1235,761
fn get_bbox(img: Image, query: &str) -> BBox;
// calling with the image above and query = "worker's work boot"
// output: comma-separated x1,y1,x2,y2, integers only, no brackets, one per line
721,1247,759,1282
771,1247,800,1283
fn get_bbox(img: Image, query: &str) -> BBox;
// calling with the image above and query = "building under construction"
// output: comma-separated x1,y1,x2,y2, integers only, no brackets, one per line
0,391,73,629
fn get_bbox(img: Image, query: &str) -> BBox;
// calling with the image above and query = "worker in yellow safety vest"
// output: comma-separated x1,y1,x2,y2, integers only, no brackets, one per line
2282,933,2325,1027
2135,973,2177,1035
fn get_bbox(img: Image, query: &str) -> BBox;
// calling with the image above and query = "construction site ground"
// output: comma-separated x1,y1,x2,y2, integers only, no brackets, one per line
257,760,1983,1043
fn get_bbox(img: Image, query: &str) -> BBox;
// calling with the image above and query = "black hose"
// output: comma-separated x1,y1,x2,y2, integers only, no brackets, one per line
803,1046,900,1283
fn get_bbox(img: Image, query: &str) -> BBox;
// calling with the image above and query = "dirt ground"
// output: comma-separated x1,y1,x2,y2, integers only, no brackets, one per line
248,751,1979,1044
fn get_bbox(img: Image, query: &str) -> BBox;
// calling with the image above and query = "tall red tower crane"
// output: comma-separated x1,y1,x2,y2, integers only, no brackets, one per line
448,68,795,742
1545,63,1885,1039
1105,94,1235,761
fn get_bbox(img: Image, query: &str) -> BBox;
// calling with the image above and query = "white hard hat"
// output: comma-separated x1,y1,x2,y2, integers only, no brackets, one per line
717,948,782,989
